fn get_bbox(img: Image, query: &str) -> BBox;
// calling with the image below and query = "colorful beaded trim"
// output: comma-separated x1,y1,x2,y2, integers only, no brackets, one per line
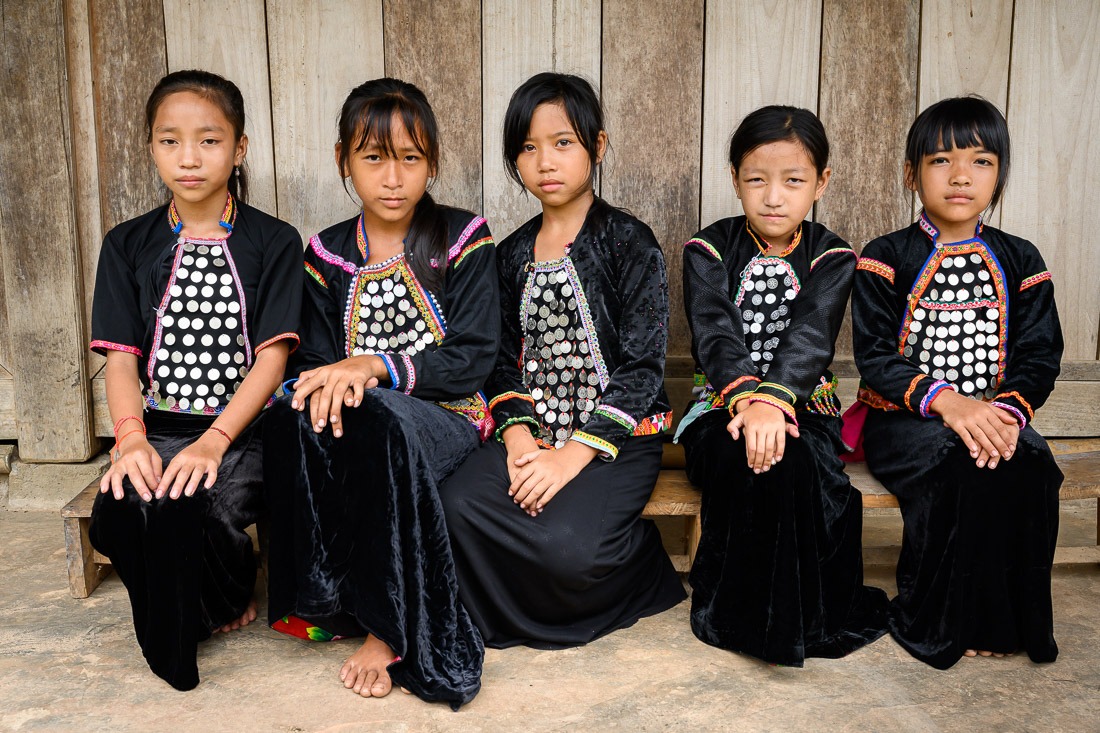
309,235,357,274
90,340,142,357
168,192,236,235
571,431,618,459
256,332,299,354
304,262,327,288
594,404,637,431
436,393,494,441
453,236,493,268
810,246,854,271
919,380,956,418
489,391,534,411
342,255,447,358
684,238,722,261
447,217,489,262
748,393,798,425
1019,271,1052,292
493,416,542,443
994,390,1034,420
720,375,760,402
903,373,928,411
378,353,398,387
856,257,895,284
806,375,841,418
746,222,802,257
991,401,1027,429
758,381,796,404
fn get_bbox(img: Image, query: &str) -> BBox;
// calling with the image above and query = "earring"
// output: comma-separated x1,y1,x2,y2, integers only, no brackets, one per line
234,165,240,179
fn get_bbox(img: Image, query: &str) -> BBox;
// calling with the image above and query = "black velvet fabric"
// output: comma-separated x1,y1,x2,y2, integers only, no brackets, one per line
89,411,264,691
440,435,685,648
263,390,484,709
681,410,888,666
863,410,1062,668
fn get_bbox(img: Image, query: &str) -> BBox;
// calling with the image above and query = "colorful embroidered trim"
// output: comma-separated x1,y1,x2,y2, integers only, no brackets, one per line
684,238,722,261
489,391,534,412
571,431,618,459
493,416,542,443
400,354,416,395
1019,271,1052,292
594,405,637,431
719,375,760,403
734,257,801,306
356,215,369,260
342,256,447,358
146,244,188,385
918,210,983,244
304,261,327,289
256,332,299,354
856,258,895,283
436,393,494,440
90,340,142,357
309,234,358,274
919,380,955,418
807,376,841,418
748,394,798,425
633,410,673,435
994,390,1034,420
220,237,254,367
725,389,758,415
991,401,1027,429
746,222,801,257
168,192,236,235
810,246,854,270
453,236,493,268
857,384,900,412
757,381,796,403
903,373,928,411
378,353,398,388
448,217,488,262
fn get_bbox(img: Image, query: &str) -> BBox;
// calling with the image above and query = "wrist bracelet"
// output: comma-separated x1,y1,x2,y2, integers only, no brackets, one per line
113,415,145,439
208,426,233,444
116,428,144,447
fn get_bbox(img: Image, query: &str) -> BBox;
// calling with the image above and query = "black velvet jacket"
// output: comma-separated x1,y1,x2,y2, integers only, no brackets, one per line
290,207,499,426
852,215,1063,427
488,199,672,460
681,216,855,425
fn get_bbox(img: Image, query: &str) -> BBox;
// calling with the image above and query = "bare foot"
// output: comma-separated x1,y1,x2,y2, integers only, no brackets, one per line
340,634,396,698
964,649,1010,658
216,600,257,633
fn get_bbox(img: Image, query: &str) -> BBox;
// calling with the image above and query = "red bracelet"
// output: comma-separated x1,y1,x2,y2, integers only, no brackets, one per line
207,426,233,444
113,415,145,439
116,428,145,448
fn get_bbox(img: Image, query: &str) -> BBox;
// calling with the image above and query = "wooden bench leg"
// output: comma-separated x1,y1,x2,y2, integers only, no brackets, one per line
64,514,112,598
686,513,701,569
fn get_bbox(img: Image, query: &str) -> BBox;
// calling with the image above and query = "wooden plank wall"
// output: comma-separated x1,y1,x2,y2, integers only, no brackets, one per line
5,0,1100,458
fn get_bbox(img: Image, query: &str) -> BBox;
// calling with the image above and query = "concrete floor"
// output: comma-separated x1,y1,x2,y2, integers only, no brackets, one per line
1,504,1098,733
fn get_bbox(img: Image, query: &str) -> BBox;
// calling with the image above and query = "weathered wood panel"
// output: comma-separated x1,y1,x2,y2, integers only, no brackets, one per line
88,0,167,231
267,1,382,239
916,0,1013,226
0,203,9,380
65,0,104,377
0,0,93,460
481,0,601,235
1002,0,1100,361
164,0,277,215
817,0,919,358
384,0,482,215
700,0,823,227
601,0,703,357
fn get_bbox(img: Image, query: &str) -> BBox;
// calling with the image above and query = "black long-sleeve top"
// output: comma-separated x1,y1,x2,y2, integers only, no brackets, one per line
290,206,499,432
488,199,672,460
678,216,855,433
852,214,1062,428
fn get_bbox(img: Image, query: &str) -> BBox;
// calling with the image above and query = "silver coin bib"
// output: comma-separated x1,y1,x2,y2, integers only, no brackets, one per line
735,256,800,376
146,240,249,413
904,251,1003,399
520,258,607,448
346,257,444,358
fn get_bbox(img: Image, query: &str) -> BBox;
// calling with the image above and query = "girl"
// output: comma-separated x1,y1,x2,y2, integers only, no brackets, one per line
675,106,888,666
440,72,686,649
89,69,302,690
851,96,1063,668
262,78,497,709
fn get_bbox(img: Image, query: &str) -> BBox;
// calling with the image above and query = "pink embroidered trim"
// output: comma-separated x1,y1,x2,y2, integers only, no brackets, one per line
684,238,722,261
400,354,415,395
593,404,637,430
256,333,299,354
748,394,798,426
378,353,398,388
146,244,188,385
920,380,956,418
810,247,854,270
1019,271,1052,292
991,401,1027,429
309,235,357,274
220,240,254,368
448,217,487,262
91,340,142,357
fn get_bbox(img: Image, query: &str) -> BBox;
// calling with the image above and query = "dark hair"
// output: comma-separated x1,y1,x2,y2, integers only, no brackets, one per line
336,78,446,292
502,72,605,191
905,95,1010,211
728,105,830,176
146,69,249,203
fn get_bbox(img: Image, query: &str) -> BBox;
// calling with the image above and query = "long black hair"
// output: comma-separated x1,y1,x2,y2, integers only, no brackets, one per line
905,95,1011,211
337,78,447,292
728,105,829,175
146,69,249,203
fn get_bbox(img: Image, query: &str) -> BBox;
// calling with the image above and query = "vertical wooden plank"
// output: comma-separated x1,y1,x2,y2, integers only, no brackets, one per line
1002,0,1100,361
0,197,10,377
384,0,482,215
267,1,383,239
700,1,822,227
88,0,167,231
65,0,105,377
482,0,601,236
916,0,1013,225
602,0,703,357
818,0,919,357
0,0,94,460
164,0,277,215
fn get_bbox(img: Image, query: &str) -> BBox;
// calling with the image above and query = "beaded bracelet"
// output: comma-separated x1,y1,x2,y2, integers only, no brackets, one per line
116,428,145,448
207,426,233,444
113,415,145,439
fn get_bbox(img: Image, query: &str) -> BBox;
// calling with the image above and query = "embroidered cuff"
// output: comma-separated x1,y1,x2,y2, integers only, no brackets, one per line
720,376,761,415
754,381,797,407
991,401,1027,429
570,431,619,461
256,332,300,355
919,380,956,418
993,390,1035,422
399,354,415,395
377,353,399,389
493,416,541,443
903,374,929,411
90,340,142,357
593,404,637,432
747,394,798,425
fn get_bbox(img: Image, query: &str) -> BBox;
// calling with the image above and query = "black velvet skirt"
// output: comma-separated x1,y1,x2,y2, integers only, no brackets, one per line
440,435,686,649
262,389,484,709
863,409,1062,668
680,409,888,667
89,410,264,691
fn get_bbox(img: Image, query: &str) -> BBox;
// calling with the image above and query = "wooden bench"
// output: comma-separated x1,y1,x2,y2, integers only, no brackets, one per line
61,440,1100,598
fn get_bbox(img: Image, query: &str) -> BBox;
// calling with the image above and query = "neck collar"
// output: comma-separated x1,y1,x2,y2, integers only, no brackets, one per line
168,192,236,235
918,210,983,245
747,221,801,257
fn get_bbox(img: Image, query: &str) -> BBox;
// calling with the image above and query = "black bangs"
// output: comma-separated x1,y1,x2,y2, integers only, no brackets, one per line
348,99,433,162
502,72,604,189
728,105,830,175
906,96,1011,209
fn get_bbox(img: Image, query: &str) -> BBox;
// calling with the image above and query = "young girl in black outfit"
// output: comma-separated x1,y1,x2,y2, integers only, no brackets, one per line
676,106,887,666
441,72,685,649
851,97,1063,668
89,70,302,690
